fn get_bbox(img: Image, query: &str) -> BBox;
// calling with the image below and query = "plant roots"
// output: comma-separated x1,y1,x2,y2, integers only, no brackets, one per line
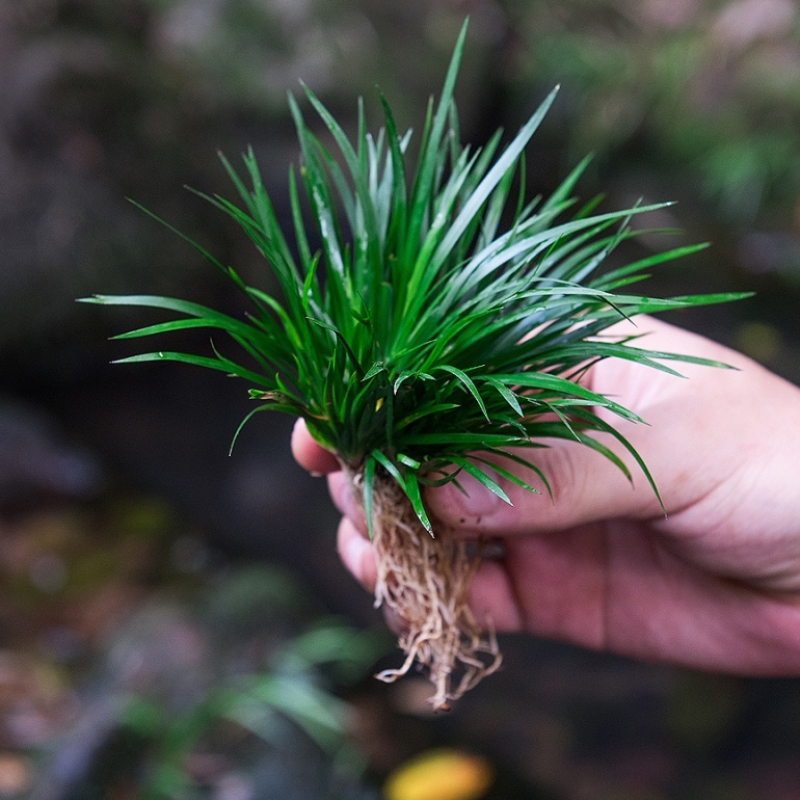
346,466,502,710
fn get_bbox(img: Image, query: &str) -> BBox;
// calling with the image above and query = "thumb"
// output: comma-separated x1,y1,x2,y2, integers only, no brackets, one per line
425,436,661,537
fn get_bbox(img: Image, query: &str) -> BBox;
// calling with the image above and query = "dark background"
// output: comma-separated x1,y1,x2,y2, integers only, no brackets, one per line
1,1,800,798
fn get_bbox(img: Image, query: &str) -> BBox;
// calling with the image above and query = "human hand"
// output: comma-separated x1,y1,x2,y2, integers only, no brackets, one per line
292,316,800,675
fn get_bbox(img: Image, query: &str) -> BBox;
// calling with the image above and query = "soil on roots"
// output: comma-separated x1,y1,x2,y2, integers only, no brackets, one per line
345,466,502,710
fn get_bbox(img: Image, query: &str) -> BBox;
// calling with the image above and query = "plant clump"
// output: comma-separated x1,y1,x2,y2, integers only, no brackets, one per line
83,22,746,709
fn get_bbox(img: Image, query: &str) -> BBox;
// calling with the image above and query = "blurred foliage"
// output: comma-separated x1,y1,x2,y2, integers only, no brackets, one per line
508,0,800,229
120,612,383,800
4,514,389,799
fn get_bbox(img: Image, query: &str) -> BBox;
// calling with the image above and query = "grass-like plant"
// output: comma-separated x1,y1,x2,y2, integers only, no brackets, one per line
83,22,746,710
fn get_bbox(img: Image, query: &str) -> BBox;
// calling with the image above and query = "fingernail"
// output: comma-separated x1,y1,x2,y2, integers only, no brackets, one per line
432,469,502,523
459,470,503,513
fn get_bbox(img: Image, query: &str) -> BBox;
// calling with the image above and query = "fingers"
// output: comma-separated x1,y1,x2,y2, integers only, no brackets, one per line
425,435,658,538
468,558,525,631
336,516,377,591
327,471,367,533
291,418,340,475
292,434,375,596
292,419,376,592
424,317,758,539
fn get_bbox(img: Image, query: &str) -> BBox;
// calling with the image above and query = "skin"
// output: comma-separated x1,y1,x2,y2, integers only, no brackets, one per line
291,316,800,675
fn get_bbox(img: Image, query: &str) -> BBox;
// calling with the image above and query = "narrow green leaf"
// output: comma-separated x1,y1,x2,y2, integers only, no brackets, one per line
363,454,376,540
370,448,405,489
403,469,432,533
483,376,523,416
448,456,512,505
491,372,645,423
467,454,539,494
435,365,489,421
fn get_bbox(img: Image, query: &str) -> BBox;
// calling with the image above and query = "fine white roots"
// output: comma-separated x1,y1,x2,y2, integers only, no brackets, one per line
346,467,502,711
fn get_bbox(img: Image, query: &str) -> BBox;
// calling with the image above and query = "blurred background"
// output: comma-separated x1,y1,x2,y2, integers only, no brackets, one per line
1,0,800,797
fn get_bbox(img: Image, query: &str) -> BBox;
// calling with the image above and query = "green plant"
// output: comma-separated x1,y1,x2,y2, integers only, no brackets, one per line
122,617,380,799
83,22,746,709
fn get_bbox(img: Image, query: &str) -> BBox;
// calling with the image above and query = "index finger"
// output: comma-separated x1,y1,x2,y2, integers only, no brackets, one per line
291,418,340,475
